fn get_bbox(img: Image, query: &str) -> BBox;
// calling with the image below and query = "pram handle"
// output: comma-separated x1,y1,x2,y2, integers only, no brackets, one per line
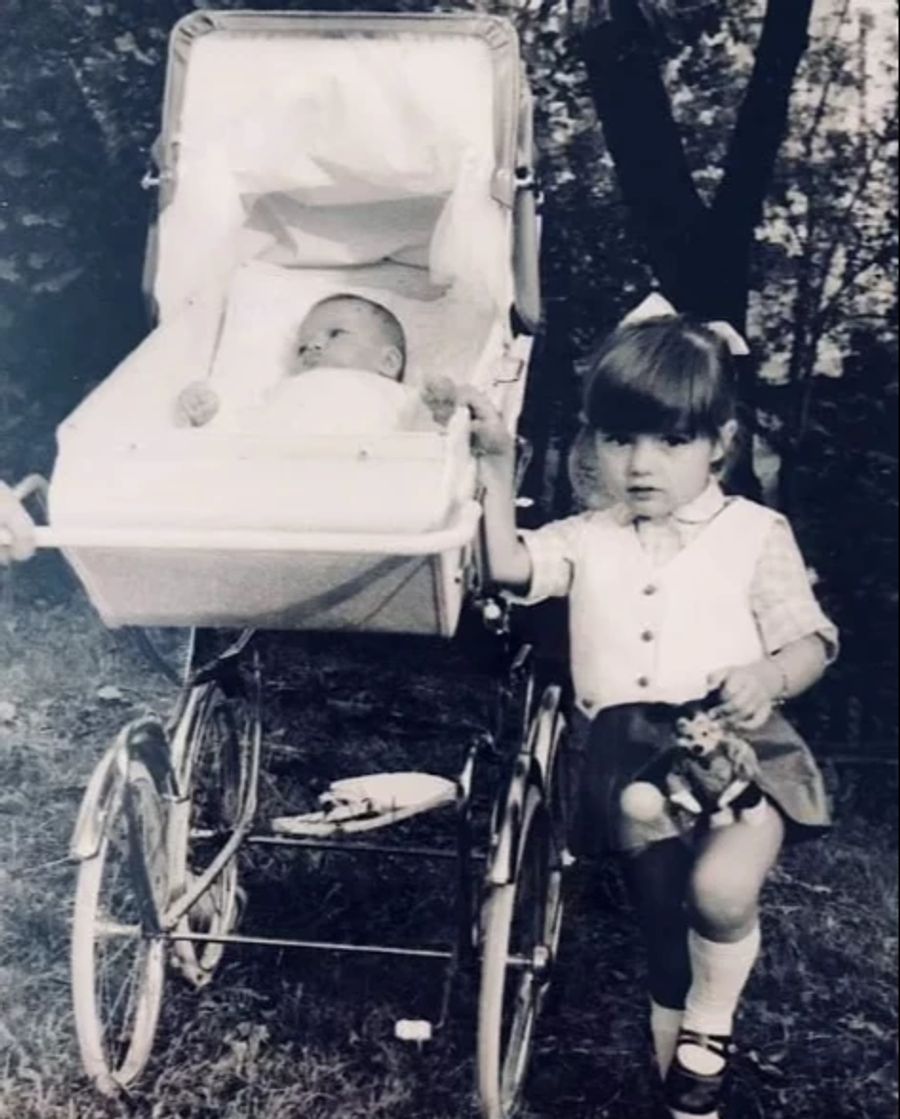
33,500,483,557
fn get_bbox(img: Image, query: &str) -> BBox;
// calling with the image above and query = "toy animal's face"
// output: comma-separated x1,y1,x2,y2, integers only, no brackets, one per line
675,711,725,758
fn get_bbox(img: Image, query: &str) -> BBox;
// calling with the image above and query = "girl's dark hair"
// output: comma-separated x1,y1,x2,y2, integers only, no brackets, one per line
583,315,737,439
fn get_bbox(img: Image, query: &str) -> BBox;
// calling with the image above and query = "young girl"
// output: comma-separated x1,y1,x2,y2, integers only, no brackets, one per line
467,299,836,1119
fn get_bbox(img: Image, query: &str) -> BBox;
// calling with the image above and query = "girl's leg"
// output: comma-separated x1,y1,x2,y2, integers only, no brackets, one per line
622,837,693,1076
666,807,785,1117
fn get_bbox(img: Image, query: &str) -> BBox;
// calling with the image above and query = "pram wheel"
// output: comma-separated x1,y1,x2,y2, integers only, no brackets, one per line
71,743,169,1095
169,676,257,987
477,779,562,1119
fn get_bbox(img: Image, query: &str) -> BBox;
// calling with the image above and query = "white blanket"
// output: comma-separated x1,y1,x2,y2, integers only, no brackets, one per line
243,367,419,436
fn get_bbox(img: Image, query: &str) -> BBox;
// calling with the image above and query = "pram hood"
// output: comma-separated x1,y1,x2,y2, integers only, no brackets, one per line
145,10,538,326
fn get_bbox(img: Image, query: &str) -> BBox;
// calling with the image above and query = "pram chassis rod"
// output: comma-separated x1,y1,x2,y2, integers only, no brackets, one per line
242,834,485,861
32,500,482,555
156,929,531,970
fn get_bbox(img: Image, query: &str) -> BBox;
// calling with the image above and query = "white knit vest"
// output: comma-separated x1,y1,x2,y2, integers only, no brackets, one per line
571,499,778,713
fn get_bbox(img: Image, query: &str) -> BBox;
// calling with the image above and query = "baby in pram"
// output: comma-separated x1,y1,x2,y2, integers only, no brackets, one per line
175,292,458,434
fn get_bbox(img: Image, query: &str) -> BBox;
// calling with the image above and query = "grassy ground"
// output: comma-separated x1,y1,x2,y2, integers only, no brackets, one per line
0,556,897,1119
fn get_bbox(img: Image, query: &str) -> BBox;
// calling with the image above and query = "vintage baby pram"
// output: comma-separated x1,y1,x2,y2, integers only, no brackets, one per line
5,11,567,1119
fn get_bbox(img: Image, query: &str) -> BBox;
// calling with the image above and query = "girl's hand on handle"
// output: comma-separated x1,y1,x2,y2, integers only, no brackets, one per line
707,663,780,731
459,388,531,591
0,481,36,565
459,388,515,460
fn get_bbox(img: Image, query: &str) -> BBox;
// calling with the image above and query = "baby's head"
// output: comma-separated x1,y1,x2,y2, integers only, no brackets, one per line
291,294,407,381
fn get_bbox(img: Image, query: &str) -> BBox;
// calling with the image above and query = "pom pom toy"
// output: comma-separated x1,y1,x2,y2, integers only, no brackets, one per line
420,375,458,427
174,381,220,428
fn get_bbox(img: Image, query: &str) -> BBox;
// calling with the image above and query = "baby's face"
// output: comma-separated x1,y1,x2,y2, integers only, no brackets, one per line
291,300,402,380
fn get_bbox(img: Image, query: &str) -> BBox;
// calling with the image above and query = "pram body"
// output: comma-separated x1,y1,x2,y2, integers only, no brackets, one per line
45,9,541,637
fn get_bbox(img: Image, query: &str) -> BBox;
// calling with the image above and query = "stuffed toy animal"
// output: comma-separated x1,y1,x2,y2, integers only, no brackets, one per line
620,706,767,830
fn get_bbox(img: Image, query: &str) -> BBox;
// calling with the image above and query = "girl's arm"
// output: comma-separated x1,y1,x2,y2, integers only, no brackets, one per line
713,515,837,728
766,634,829,700
465,392,532,593
711,634,828,729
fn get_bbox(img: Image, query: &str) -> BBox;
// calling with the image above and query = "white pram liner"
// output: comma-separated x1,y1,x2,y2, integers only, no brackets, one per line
47,260,528,633
50,261,500,536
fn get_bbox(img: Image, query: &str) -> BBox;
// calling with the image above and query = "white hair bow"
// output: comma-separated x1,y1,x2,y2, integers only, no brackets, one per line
621,292,750,356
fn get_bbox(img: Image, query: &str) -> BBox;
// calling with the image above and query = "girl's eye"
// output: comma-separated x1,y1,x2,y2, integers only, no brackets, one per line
662,433,693,448
599,432,632,447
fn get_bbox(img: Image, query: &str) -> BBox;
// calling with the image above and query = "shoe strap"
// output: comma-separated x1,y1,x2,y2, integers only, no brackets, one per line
676,1028,734,1059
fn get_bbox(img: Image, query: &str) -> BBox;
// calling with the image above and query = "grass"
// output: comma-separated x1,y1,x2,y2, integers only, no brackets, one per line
0,555,897,1119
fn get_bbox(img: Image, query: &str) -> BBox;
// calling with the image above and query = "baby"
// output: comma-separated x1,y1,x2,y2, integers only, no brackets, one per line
175,293,457,431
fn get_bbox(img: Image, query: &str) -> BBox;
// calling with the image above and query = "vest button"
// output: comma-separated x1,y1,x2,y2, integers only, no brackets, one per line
637,676,650,688
641,630,654,642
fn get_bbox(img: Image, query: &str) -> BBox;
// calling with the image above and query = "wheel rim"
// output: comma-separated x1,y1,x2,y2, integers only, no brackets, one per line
478,789,559,1119
71,766,167,1092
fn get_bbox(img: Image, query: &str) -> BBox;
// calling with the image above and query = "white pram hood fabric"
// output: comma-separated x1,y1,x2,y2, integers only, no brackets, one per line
155,32,512,318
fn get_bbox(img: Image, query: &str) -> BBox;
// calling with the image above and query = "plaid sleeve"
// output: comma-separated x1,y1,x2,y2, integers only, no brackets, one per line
750,516,839,661
506,516,582,605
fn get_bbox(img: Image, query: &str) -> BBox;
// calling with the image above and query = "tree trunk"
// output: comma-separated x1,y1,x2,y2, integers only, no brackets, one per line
578,0,816,502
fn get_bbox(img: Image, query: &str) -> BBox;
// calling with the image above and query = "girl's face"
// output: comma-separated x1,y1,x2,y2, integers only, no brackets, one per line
594,422,735,520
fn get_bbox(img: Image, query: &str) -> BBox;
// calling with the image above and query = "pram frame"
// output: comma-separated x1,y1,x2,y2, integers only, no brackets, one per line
66,615,572,1119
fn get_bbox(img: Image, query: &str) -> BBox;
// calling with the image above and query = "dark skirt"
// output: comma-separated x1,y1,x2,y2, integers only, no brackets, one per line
568,703,831,857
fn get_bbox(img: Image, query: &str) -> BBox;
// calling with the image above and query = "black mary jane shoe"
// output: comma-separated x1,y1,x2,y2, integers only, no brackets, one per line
664,1028,733,1115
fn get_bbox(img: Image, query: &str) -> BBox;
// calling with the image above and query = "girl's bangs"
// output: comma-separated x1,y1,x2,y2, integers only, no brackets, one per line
588,375,716,438
584,321,731,438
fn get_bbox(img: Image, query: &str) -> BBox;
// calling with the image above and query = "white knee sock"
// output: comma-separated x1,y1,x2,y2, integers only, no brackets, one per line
682,925,761,1042
649,999,683,1078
